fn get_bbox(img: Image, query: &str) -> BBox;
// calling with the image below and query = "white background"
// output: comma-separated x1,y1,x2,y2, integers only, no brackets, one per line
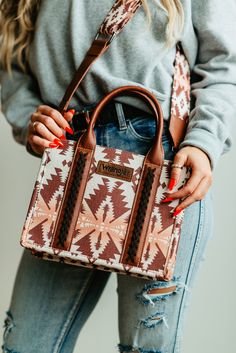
0,115,235,353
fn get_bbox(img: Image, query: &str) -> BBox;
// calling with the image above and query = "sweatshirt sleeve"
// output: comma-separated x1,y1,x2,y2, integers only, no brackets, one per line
179,0,236,170
0,63,44,146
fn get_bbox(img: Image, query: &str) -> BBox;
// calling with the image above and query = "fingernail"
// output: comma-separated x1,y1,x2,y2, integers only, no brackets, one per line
168,178,177,191
173,208,183,217
59,134,66,140
67,109,76,115
65,127,74,135
53,138,64,147
49,143,58,148
162,197,174,203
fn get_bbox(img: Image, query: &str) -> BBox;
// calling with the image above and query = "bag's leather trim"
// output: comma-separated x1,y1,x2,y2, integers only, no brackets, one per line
120,163,162,266
79,86,164,166
56,151,88,248
51,146,94,250
126,167,155,262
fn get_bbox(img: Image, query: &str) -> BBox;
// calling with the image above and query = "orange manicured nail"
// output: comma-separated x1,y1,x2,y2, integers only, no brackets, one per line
162,197,174,203
173,208,183,217
53,138,63,147
49,143,58,148
168,178,177,191
65,127,74,135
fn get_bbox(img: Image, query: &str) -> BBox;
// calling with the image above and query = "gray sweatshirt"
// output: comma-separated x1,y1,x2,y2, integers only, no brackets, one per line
1,0,236,169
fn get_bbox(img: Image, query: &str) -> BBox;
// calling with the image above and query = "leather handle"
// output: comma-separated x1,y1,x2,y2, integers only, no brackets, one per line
78,85,164,166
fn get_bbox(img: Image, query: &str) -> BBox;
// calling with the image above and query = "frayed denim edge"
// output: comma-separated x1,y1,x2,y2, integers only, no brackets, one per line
1,344,20,353
135,275,189,306
117,343,165,353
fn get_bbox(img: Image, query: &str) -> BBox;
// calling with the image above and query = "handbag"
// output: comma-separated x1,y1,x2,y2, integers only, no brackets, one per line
21,0,191,281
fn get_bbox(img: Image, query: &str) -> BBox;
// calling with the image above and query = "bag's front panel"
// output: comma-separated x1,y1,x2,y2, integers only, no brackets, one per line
70,145,145,264
21,142,76,248
22,142,189,281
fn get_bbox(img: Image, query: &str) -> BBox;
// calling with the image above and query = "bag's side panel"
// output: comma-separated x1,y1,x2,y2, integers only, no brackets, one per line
139,161,190,280
70,145,145,264
21,141,76,249
21,151,50,245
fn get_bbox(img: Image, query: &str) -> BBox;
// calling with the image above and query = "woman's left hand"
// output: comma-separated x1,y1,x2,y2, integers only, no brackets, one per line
164,146,213,216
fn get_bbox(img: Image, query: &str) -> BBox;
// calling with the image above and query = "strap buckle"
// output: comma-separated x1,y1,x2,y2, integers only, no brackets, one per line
94,32,116,45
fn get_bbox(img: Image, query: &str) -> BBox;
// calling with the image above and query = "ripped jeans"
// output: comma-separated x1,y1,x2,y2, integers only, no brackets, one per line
2,103,214,353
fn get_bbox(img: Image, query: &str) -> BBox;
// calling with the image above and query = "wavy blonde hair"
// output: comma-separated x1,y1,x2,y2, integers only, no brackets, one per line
0,0,184,74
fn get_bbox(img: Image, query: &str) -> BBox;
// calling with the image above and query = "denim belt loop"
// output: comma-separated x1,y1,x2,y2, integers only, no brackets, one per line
114,102,127,130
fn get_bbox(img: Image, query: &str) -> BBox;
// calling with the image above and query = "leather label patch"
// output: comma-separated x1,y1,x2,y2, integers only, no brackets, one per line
96,161,134,182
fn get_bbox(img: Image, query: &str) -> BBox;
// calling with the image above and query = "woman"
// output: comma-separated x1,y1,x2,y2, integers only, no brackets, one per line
0,0,235,352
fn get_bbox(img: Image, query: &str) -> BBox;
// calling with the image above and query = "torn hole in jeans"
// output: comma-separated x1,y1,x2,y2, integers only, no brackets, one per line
1,311,20,353
138,311,169,329
136,276,189,306
3,311,15,342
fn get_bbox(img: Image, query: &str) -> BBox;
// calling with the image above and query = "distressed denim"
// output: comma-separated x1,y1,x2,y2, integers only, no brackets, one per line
2,103,214,353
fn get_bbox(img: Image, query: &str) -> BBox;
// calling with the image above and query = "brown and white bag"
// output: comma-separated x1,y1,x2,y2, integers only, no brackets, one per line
21,0,191,281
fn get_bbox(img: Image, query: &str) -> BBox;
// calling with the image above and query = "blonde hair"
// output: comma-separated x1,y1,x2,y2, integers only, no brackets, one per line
0,0,41,74
0,0,184,74
142,0,184,45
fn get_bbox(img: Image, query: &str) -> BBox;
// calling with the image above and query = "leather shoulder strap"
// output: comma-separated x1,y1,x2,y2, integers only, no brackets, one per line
58,0,142,114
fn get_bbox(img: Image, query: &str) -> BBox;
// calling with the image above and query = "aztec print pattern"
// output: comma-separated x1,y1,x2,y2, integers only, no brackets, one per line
22,143,76,249
140,162,188,279
70,147,144,260
21,142,190,281
170,47,191,123
99,0,142,35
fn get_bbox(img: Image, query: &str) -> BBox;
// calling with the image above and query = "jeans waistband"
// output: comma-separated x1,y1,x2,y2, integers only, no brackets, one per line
71,101,169,132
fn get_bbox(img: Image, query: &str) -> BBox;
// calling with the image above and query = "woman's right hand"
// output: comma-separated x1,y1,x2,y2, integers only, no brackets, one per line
27,105,75,156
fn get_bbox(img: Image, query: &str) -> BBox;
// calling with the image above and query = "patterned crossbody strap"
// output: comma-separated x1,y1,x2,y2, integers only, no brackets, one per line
170,43,190,147
58,0,190,148
99,0,142,34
